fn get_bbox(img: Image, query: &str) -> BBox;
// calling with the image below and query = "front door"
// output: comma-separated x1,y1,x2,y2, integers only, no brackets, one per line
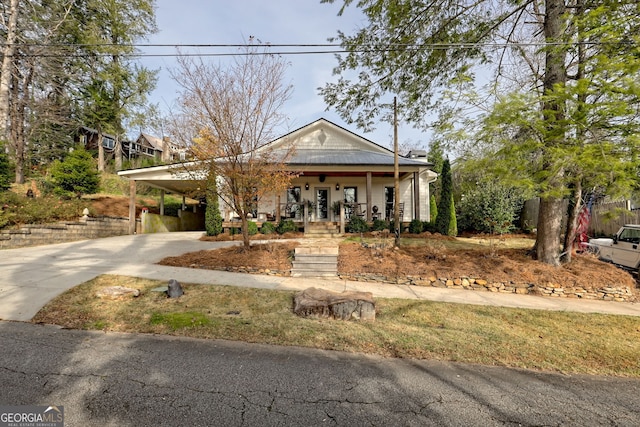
315,188,329,220
385,186,395,220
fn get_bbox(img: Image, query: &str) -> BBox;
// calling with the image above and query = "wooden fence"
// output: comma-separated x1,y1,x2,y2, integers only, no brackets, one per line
520,198,640,237
588,200,640,237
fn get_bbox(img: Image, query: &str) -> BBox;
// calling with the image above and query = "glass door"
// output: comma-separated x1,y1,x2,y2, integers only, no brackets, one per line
385,186,395,220
315,188,329,220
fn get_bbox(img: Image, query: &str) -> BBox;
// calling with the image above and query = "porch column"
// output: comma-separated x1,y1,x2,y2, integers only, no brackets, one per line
128,180,136,235
182,195,186,210
339,201,345,234
160,190,165,216
303,202,308,233
366,171,372,221
276,194,281,222
413,171,420,220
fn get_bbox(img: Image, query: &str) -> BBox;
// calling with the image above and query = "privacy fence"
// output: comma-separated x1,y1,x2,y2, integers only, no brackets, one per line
588,200,640,237
521,198,640,237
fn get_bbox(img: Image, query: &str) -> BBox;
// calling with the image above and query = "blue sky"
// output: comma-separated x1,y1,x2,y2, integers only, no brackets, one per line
138,0,429,150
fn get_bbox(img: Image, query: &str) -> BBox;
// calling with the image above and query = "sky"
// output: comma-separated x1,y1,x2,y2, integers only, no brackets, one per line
138,0,429,151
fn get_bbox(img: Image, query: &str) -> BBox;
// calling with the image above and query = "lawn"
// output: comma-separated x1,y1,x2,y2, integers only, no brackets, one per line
33,274,640,378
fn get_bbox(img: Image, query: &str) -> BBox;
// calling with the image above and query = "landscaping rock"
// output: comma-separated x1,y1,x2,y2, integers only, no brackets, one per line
167,279,184,298
293,287,375,321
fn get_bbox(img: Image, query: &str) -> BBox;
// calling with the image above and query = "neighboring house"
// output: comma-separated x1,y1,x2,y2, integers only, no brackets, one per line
76,126,116,156
118,118,437,230
123,133,188,163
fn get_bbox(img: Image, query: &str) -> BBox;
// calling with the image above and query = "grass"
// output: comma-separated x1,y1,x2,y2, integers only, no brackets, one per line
32,274,640,378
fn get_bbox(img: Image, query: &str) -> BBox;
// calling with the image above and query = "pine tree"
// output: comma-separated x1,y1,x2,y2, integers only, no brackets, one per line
205,174,223,236
448,193,457,237
429,193,437,224
435,158,453,235
49,147,100,198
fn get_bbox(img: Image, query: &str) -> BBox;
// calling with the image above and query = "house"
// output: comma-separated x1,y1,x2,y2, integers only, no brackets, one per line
123,133,188,163
117,119,437,233
76,126,116,156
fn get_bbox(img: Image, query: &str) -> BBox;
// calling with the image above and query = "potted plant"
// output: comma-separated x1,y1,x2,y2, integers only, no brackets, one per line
303,199,316,220
331,200,342,220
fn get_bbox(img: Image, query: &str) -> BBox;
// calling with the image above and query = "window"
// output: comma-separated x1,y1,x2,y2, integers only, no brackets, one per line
343,186,357,218
619,227,640,243
286,187,301,219
103,138,114,149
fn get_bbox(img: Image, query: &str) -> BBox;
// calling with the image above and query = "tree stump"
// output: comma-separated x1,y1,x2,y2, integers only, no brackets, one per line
293,287,375,321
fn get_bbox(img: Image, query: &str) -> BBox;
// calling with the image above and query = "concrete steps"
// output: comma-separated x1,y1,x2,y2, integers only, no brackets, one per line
304,222,341,238
291,246,339,277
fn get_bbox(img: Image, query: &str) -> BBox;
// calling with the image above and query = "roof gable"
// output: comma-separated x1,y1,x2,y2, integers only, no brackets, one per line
137,133,164,151
266,118,392,155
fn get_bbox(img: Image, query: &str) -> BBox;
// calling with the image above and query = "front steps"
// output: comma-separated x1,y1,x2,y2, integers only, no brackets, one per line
304,221,341,238
291,246,339,277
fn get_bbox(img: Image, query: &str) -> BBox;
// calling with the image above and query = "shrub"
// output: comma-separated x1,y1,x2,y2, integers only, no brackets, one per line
0,192,90,229
371,219,387,231
409,219,424,234
429,193,437,223
261,222,276,234
247,221,258,235
163,202,183,217
276,219,297,234
435,158,454,236
423,221,438,233
205,187,223,236
347,216,369,233
49,147,100,198
457,180,524,234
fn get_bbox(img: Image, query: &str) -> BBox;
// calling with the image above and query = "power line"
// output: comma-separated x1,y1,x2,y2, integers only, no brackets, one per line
1,40,635,59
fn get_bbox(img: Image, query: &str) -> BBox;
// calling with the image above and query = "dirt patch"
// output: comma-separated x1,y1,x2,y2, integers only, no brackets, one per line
160,241,300,272
158,236,637,290
87,195,160,218
338,242,635,287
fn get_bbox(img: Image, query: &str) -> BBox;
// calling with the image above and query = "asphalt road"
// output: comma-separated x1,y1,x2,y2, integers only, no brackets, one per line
1,321,639,426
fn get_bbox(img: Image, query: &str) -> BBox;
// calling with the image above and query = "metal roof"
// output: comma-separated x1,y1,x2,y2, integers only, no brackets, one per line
285,149,432,167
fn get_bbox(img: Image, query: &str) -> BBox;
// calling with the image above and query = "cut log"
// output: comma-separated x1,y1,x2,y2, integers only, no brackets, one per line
293,287,375,321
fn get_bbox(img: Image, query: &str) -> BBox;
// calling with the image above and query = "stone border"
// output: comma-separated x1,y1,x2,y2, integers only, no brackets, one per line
184,265,637,303
338,273,638,303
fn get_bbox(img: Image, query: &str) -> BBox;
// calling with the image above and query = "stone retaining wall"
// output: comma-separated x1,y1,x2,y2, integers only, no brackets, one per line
179,265,637,303
339,273,638,303
0,217,132,249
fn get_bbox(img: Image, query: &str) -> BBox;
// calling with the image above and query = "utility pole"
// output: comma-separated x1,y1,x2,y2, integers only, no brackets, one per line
393,97,400,247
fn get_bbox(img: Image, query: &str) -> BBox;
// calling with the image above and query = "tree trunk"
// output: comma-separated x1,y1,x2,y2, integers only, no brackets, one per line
0,0,19,142
536,197,564,266
9,73,24,184
561,182,582,264
535,0,568,265
97,132,105,172
240,215,250,250
115,134,122,171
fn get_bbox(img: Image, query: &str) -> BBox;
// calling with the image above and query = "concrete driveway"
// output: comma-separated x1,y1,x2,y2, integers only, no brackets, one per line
1,232,639,322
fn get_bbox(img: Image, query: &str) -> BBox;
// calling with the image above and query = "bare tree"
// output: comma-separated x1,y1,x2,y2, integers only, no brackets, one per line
171,43,296,250
0,0,19,143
